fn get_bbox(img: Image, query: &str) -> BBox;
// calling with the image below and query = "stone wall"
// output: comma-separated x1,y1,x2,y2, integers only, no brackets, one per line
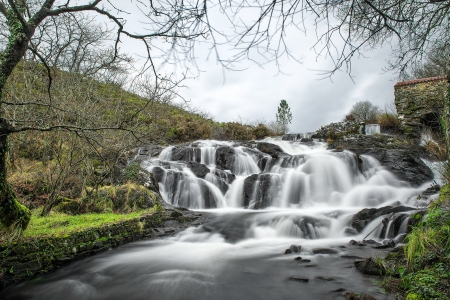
394,76,448,137
0,209,201,288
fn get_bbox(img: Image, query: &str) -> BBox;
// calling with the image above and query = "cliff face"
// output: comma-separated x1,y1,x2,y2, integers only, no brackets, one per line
394,76,448,137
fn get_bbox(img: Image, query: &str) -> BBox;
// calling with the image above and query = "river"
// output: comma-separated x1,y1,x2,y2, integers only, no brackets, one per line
1,138,431,299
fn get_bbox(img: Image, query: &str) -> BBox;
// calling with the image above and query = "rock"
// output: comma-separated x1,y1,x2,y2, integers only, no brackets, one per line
243,174,275,208
299,138,313,143
294,256,302,260
185,161,210,178
341,255,364,259
215,146,235,170
290,245,301,253
348,240,358,246
312,248,339,255
289,276,309,282
344,227,358,236
312,121,360,139
327,134,433,186
284,249,292,254
343,291,376,300
351,205,416,233
295,259,311,263
282,134,301,141
354,258,385,275
316,276,335,281
172,146,201,163
256,142,286,158
373,239,396,249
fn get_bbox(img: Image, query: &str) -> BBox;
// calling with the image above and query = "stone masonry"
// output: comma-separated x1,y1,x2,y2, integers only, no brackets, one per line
394,76,448,137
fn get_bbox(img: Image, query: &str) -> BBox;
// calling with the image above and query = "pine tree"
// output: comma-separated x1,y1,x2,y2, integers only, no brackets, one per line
276,100,292,134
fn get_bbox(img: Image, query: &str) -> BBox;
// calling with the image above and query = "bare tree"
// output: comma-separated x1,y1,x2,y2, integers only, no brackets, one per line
402,43,450,80
347,101,380,123
0,0,448,230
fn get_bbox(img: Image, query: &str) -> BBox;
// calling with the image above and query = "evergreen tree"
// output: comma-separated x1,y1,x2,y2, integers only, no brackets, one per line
276,100,292,134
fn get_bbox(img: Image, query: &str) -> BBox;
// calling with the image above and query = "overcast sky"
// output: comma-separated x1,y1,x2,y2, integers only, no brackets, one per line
110,1,400,133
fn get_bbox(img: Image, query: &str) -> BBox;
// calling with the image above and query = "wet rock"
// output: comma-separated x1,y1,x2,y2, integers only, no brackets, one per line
301,264,318,268
172,147,201,163
282,134,301,141
185,161,210,178
300,138,313,143
215,146,235,170
344,227,358,236
341,255,364,259
422,184,441,196
295,259,311,263
354,258,385,275
256,142,286,158
351,205,416,233
289,276,309,282
294,256,302,260
316,276,335,281
327,134,433,186
213,169,236,184
372,239,396,249
243,174,275,208
312,248,339,255
290,245,301,253
343,291,376,300
284,249,292,254
348,240,358,246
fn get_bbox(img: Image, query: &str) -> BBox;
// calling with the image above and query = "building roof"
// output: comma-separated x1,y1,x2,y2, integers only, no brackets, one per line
394,75,447,88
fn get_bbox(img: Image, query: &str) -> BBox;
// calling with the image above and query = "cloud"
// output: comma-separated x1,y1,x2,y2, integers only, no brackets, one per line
112,2,399,133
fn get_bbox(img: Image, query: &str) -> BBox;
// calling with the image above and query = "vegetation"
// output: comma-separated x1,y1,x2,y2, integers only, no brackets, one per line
18,209,150,239
345,101,380,124
276,100,292,134
380,185,450,300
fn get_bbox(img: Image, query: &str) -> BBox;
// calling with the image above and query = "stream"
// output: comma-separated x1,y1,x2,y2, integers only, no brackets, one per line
1,138,433,300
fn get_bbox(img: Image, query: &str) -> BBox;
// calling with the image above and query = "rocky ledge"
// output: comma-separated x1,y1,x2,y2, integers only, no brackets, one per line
328,134,434,187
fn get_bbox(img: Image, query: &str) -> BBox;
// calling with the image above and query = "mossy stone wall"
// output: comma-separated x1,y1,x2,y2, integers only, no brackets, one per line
395,78,448,137
0,212,169,288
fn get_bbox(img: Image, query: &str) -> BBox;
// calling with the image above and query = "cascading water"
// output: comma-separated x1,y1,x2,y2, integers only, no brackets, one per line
141,138,426,241
1,138,436,300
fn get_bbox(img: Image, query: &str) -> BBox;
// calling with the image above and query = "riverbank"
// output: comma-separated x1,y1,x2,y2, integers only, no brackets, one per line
0,206,207,288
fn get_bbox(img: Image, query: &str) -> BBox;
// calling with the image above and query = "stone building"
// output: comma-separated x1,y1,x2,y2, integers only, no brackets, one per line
394,76,448,137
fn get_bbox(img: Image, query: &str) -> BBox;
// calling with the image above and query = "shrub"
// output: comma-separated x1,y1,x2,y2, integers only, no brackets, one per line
378,113,400,132
252,124,271,139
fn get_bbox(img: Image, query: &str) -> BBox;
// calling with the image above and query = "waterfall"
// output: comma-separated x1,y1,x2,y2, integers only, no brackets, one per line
141,139,432,241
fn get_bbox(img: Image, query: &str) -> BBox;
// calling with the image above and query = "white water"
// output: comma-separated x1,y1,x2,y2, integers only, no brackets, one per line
142,139,431,242
2,139,436,300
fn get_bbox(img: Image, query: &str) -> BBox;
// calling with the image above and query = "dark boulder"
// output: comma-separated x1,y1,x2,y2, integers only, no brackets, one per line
172,147,201,163
289,276,309,282
185,161,210,179
290,245,301,253
351,205,416,233
354,258,385,275
256,142,286,158
215,146,235,170
243,173,276,208
312,248,339,255
282,134,301,141
327,134,433,187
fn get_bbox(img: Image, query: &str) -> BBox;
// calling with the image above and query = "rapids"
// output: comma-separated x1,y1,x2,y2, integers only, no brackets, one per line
1,138,434,300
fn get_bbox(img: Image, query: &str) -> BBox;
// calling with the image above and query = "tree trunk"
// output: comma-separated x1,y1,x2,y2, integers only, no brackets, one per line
0,119,30,230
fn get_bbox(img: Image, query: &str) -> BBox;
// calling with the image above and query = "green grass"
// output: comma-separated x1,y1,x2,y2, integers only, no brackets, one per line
4,209,153,239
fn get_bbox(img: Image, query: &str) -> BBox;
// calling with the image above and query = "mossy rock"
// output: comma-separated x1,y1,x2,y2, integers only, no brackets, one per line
405,293,424,300
82,183,157,214
54,198,81,215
